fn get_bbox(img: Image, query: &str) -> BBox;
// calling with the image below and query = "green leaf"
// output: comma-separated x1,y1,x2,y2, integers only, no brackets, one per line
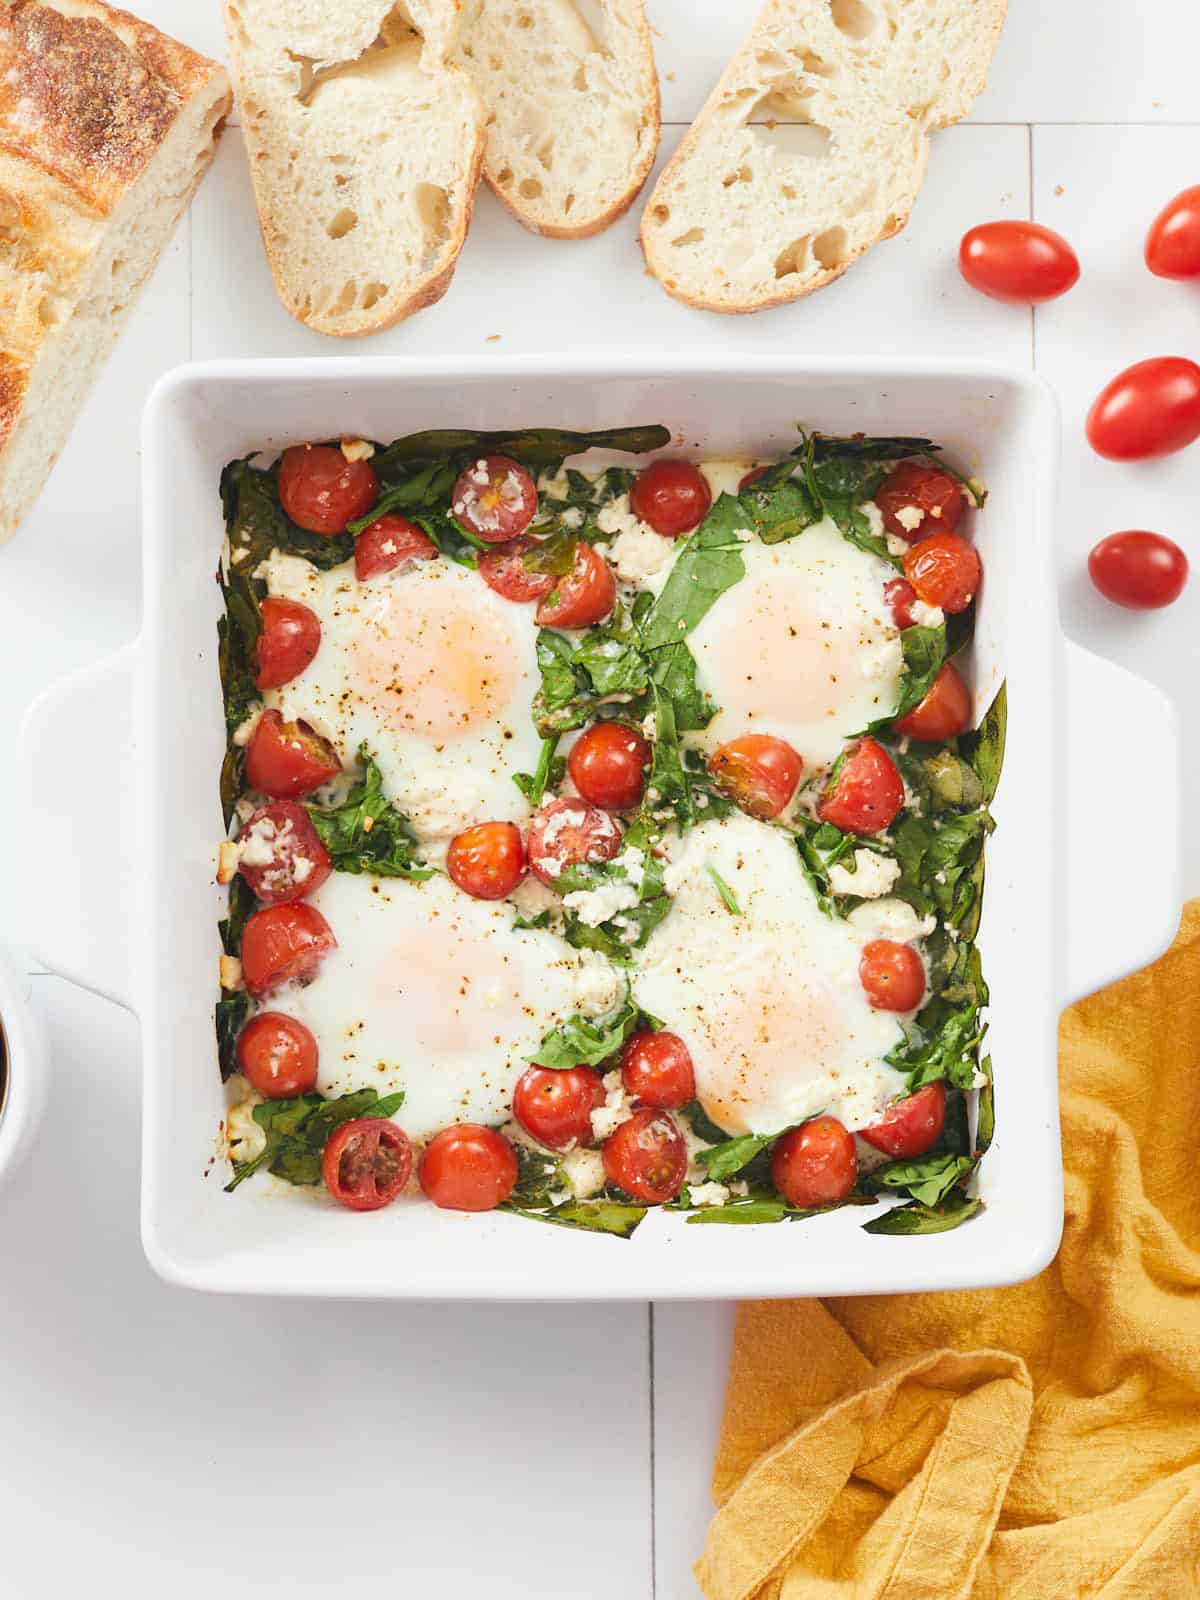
221,457,354,571
219,874,256,957
502,1198,647,1238
371,424,671,480
738,475,820,545
678,1099,729,1146
530,990,641,1070
706,865,742,915
513,735,561,806
887,1002,985,1092
868,1150,975,1207
640,494,748,651
894,625,948,719
976,1054,995,1154
225,1087,405,1192
305,750,433,880
960,682,1007,804
215,990,250,1082
686,1199,789,1226
862,1194,983,1235
697,1130,777,1181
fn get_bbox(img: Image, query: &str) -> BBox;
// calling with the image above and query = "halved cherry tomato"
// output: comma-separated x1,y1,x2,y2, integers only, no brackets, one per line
446,821,526,900
771,1117,858,1209
904,532,981,614
419,1124,519,1211
630,460,712,538
1145,186,1200,280
278,444,379,534
244,711,341,799
1088,530,1189,610
236,1011,319,1099
526,797,622,886
452,455,538,543
513,1065,605,1151
602,1108,688,1204
859,940,926,1012
876,460,965,541
240,903,336,997
535,542,616,629
1086,357,1200,461
738,465,769,492
568,722,651,811
236,800,332,905
708,734,803,820
958,221,1080,304
884,577,919,630
892,662,972,741
354,514,437,580
817,739,905,835
860,1082,947,1159
254,598,321,690
477,534,556,602
322,1119,412,1212
619,1030,695,1110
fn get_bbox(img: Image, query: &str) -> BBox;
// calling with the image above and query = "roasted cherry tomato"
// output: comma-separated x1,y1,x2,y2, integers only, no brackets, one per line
708,734,803,820
452,455,538,543
738,465,769,492
240,903,336,997
1088,530,1189,610
602,1108,688,1204
630,460,712,538
526,797,622,886
860,1082,947,1159
859,940,926,1012
904,532,981,614
884,577,919,630
568,722,651,811
1145,186,1200,280
512,1065,605,1151
244,711,341,800
322,1119,412,1212
419,1124,519,1212
876,460,965,542
236,1011,320,1099
278,444,379,535
445,821,526,899
477,534,556,602
253,598,321,690
892,662,972,741
535,542,616,629
817,739,904,835
1086,357,1200,461
958,221,1080,304
354,514,437,580
236,800,332,906
619,1030,695,1110
770,1117,858,1209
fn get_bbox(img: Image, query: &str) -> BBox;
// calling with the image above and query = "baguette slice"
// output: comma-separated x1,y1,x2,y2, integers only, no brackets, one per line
0,0,230,543
640,0,1005,313
456,0,658,238
224,0,486,336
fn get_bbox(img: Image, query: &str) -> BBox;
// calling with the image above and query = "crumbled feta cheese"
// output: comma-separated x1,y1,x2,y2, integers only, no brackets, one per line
570,950,624,1017
232,710,261,749
688,1181,731,1208
848,897,936,944
561,507,585,530
886,533,910,558
599,495,674,585
340,438,375,462
219,954,243,991
828,850,902,899
910,599,944,627
561,1147,607,1200
563,878,640,927
227,1086,266,1163
590,1070,634,1141
895,504,925,533
642,713,657,741
217,840,239,884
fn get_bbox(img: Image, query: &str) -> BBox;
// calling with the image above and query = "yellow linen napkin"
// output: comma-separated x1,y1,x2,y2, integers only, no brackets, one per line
697,902,1200,1600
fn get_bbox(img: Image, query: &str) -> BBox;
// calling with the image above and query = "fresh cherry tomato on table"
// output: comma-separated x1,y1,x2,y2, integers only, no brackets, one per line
446,821,526,900
476,535,556,602
568,722,651,811
708,734,803,820
244,711,341,799
892,661,972,741
253,598,321,690
771,1117,858,1209
619,1030,695,1110
1086,357,1200,461
236,1011,320,1099
884,578,919,630
860,1082,947,1159
1088,530,1189,610
236,800,332,905
904,532,981,613
602,1108,688,1204
527,797,622,886
419,1125,519,1211
876,461,965,541
817,740,905,835
958,221,1080,304
452,455,538,543
513,1065,605,1151
859,940,926,1012
630,461,712,538
278,444,379,534
1145,186,1200,280
323,1119,412,1212
240,903,337,997
535,542,616,628
354,514,438,580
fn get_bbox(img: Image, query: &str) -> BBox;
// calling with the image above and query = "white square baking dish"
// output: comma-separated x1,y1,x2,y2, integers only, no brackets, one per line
19,354,1181,1299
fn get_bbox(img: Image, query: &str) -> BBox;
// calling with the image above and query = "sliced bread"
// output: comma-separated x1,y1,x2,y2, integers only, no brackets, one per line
640,0,1006,313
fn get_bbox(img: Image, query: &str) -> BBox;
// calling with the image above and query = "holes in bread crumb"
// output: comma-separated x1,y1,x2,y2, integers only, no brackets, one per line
326,208,358,239
781,183,797,200
415,182,451,243
671,227,706,248
796,50,836,77
752,121,832,161
361,282,389,310
774,237,811,278
830,0,877,40
723,165,754,187
564,193,576,213
519,177,543,199
812,226,849,268
497,166,514,186
573,64,588,91
331,280,359,317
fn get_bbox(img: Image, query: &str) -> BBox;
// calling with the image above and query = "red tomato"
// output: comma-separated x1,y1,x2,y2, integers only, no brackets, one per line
738,465,769,492
958,221,1080,304
630,460,712,538
253,598,321,691
322,1119,412,1212
602,1108,688,1204
892,662,972,741
876,460,965,542
526,797,622,886
477,534,556,602
708,734,803,820
860,1082,947,1159
619,1030,695,1110
1145,186,1200,280
568,722,651,811
817,740,905,836
535,542,616,629
278,444,379,535
236,800,332,906
354,514,437,580
512,1065,605,1151
770,1118,858,1209
1088,530,1189,610
236,1011,319,1099
1086,357,1200,461
451,455,538,543
904,532,981,614
419,1125,519,1212
859,940,926,1012
884,578,919,630
244,711,341,800
445,821,526,900
240,903,336,997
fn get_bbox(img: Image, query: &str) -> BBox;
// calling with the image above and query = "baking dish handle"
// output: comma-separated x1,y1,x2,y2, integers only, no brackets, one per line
18,640,139,1012
1061,640,1181,1007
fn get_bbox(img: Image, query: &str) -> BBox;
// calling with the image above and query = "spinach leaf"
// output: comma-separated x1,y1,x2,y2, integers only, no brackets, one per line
737,473,821,545
502,1198,647,1238
640,495,748,651
686,1199,790,1226
894,625,948,719
960,682,1007,804
706,865,742,915
977,1055,995,1154
678,1099,729,1146
867,1150,974,1208
221,457,354,570
305,749,433,880
513,735,561,806
891,809,992,924
696,1130,778,1182
530,990,641,1069
215,991,250,1082
560,820,672,960
886,1001,985,1091
225,1088,405,1191
862,1194,983,1235
219,874,256,956
371,424,671,481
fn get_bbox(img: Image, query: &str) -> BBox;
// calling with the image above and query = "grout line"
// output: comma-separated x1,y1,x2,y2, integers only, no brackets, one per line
649,1303,657,1600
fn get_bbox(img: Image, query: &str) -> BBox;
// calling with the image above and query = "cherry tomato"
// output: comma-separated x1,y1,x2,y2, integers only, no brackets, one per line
512,1065,605,1151
958,221,1080,304
236,1011,319,1099
446,821,526,900
253,598,321,691
1088,530,1189,610
354,514,437,580
904,532,981,614
477,534,556,603
738,465,769,492
884,578,919,630
1145,186,1200,280
236,800,332,906
419,1124,518,1211
860,1082,947,1159
892,662,972,741
278,444,379,535
240,903,336,997
1086,357,1200,461
568,722,651,811
630,460,712,538
526,797,622,886
876,460,965,541
708,734,803,820
619,1030,695,1110
771,1117,857,1209
535,542,617,629
244,711,341,800
602,1108,688,1204
452,455,538,543
859,940,926,1012
817,739,905,835
322,1119,412,1212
